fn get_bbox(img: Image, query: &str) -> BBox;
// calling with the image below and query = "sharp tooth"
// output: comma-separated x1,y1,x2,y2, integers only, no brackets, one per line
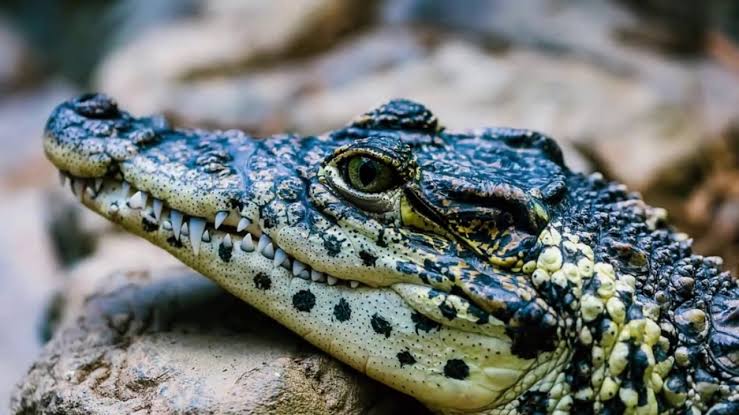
237,217,251,232
327,276,338,286
273,248,287,267
202,229,211,242
120,181,130,198
128,191,147,209
349,280,360,288
262,243,275,259
85,186,96,198
170,210,184,240
298,270,311,280
214,211,229,229
257,235,272,253
223,234,233,248
162,220,172,230
180,222,189,236
71,179,86,200
240,234,254,251
58,171,67,186
189,217,206,255
94,178,104,192
292,260,306,276
152,199,163,222
311,270,325,282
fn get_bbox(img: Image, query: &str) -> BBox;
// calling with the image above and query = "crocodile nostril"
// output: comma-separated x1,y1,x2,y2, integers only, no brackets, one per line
72,93,120,119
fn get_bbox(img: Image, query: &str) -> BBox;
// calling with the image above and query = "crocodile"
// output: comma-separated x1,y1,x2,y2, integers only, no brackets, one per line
43,94,738,414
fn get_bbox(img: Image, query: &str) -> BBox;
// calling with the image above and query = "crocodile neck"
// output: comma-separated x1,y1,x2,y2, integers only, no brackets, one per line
509,172,739,414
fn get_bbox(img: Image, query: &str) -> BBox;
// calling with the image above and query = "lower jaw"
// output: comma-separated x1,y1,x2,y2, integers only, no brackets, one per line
60,172,396,344
58,172,544,412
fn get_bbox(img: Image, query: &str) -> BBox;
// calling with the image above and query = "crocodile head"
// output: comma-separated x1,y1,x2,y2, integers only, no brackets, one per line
45,94,738,414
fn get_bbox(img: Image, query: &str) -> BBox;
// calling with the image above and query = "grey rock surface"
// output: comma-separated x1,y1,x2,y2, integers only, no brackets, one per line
0,189,59,412
0,82,77,176
10,268,429,414
94,0,739,191
95,0,375,115
0,17,34,93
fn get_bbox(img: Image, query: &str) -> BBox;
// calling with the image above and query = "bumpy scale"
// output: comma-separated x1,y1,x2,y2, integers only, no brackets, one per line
44,94,738,414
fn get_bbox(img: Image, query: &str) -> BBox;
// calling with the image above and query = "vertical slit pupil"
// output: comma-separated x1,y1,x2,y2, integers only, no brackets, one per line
359,159,377,186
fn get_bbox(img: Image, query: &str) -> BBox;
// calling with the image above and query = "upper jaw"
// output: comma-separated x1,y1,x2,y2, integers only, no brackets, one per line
45,94,401,293
44,94,164,178
44,94,254,224
45,94,522,334
56,168,370,290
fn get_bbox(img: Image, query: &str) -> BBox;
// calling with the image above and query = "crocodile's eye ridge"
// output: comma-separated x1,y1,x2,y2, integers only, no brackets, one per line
344,156,397,193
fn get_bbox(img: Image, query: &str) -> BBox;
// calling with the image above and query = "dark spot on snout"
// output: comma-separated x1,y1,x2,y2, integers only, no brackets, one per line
254,273,271,290
219,243,232,262
443,359,469,380
439,301,457,320
359,250,377,266
371,314,392,338
333,298,351,322
411,312,441,333
323,234,344,257
397,350,416,367
293,290,316,312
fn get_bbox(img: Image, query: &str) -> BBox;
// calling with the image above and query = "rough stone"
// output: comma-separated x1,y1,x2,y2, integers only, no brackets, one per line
650,127,739,275
95,0,375,115
10,268,428,414
0,17,35,93
94,0,739,190
0,189,59,409
128,27,427,134
0,82,77,178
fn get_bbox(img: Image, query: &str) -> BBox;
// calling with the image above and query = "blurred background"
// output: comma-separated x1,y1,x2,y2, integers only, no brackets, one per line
0,0,737,411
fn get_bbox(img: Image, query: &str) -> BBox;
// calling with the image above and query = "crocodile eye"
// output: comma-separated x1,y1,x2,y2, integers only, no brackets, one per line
344,156,397,193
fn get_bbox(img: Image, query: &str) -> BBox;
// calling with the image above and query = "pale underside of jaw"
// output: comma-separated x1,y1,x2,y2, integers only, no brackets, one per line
56,170,558,413
58,170,365,289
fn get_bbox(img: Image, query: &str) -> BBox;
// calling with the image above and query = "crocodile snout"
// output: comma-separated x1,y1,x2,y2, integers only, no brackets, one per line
71,93,120,119
44,94,168,177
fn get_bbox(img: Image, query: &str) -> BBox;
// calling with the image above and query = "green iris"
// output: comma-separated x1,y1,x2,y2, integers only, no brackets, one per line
345,156,396,193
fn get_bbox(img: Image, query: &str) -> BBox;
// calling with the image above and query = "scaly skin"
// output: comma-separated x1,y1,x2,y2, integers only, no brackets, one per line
44,94,738,414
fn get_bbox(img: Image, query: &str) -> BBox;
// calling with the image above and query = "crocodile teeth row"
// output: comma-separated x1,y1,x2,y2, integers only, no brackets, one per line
59,172,363,288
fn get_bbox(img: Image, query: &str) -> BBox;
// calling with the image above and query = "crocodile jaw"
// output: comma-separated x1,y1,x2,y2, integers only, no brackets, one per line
57,173,549,412
42,94,739,414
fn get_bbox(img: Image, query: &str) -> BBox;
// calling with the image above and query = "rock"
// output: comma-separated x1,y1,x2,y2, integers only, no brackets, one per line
0,189,60,408
94,0,739,190
647,126,739,275
10,268,429,414
0,82,77,179
138,27,428,134
54,234,181,328
95,0,375,115
382,0,739,190
0,17,35,93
